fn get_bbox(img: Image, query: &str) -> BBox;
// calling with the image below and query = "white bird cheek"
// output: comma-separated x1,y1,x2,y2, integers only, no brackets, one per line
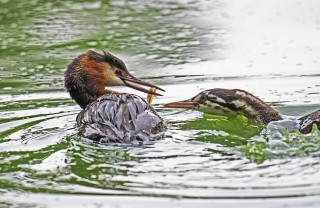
198,102,232,116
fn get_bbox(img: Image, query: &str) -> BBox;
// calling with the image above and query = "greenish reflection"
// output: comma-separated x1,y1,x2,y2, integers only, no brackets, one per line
240,124,320,164
181,113,264,146
0,0,208,96
0,136,136,193
0,0,319,204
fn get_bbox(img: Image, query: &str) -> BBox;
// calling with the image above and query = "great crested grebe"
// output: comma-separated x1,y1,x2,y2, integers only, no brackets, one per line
165,88,320,134
64,50,165,143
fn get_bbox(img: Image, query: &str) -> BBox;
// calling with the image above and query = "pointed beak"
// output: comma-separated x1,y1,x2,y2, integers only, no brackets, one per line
117,73,165,96
164,99,198,109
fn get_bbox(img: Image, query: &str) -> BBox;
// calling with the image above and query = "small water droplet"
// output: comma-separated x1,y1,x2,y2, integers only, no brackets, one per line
3,87,12,90
87,41,98,46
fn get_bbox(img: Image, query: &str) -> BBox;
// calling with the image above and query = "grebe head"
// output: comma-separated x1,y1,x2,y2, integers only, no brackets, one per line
164,89,234,115
165,88,283,124
64,50,164,108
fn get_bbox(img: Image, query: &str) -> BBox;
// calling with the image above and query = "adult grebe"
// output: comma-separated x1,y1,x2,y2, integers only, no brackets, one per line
165,88,320,134
64,50,165,143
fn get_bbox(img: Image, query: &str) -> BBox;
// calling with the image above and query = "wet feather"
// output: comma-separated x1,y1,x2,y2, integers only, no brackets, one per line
78,93,165,143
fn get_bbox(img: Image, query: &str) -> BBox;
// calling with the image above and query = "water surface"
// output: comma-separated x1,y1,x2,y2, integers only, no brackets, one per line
1,0,320,207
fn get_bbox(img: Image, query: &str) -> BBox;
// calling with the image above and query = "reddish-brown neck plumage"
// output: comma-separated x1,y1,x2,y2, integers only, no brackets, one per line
64,51,117,109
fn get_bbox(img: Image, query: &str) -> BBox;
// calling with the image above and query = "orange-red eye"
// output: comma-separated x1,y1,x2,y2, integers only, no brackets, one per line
115,69,121,76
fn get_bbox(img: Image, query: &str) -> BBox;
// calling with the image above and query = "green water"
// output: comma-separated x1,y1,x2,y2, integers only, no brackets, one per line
1,0,320,207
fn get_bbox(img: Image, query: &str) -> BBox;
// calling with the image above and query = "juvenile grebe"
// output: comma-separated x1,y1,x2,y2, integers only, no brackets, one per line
165,88,319,134
64,50,165,143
